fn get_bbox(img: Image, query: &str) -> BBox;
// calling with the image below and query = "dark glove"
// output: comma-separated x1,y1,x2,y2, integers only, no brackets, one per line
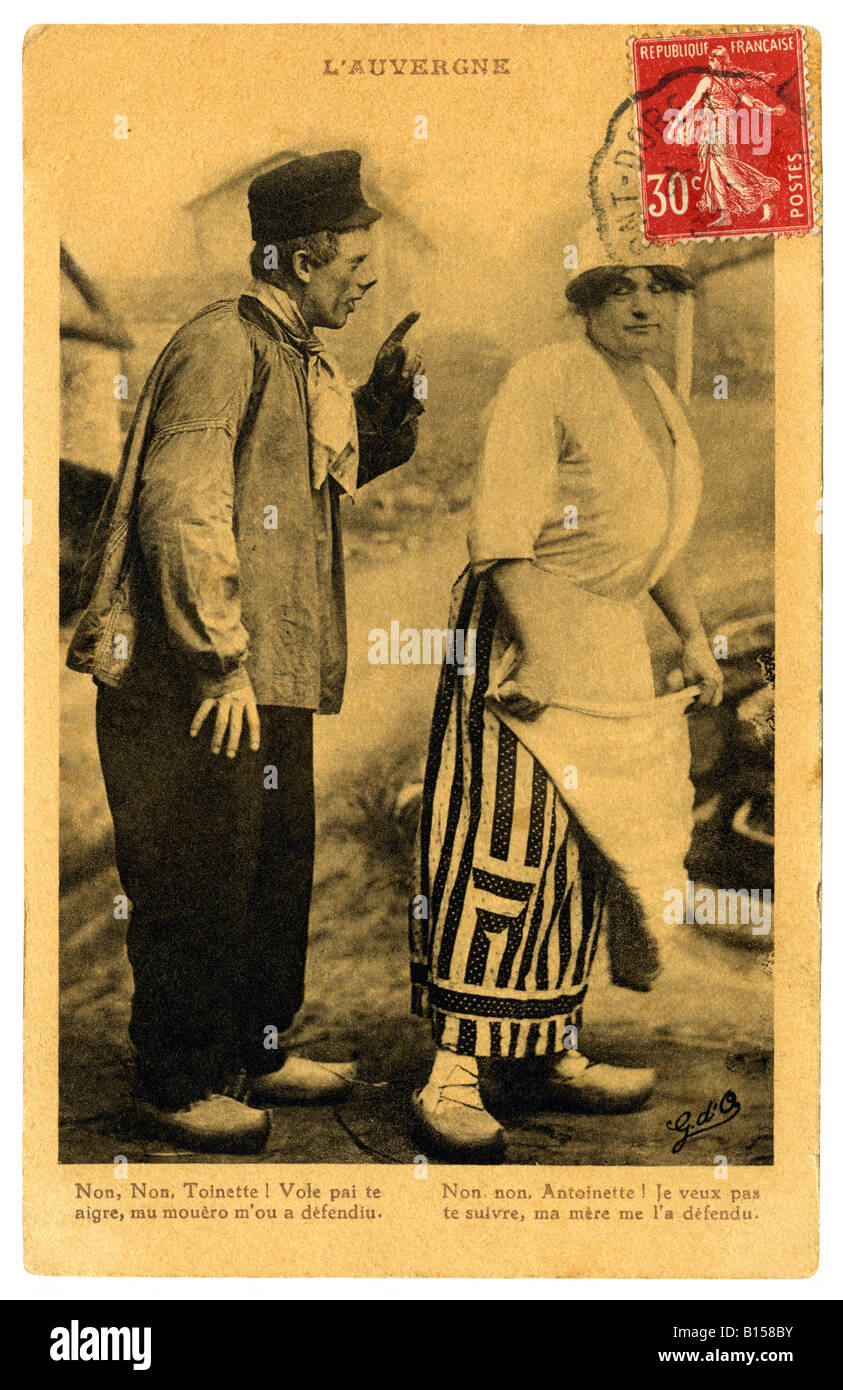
367,311,425,425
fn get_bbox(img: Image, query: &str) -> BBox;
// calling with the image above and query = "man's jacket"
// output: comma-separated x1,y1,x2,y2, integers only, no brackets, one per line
66,293,418,713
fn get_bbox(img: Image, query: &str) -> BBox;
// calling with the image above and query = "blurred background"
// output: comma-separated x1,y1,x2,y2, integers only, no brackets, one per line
59,138,774,1166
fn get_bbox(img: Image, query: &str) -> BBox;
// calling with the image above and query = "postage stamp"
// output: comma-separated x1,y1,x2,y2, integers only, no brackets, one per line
630,29,816,243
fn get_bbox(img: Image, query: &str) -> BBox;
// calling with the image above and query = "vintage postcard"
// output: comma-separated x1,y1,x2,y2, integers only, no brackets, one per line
23,22,821,1278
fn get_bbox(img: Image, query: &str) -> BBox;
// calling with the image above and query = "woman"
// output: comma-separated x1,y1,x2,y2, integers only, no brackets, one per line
667,47,785,228
410,260,723,1155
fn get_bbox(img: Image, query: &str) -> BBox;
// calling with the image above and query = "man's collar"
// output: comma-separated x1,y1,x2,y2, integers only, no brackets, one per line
243,279,321,354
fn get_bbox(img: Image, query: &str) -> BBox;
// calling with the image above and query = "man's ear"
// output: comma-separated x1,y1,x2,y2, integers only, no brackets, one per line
290,249,312,284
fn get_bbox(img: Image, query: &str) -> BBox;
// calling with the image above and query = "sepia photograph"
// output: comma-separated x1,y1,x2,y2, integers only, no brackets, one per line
57,69,775,1169
22,20,820,1279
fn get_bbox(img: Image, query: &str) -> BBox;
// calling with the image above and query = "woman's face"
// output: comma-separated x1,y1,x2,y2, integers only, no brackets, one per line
585,269,676,362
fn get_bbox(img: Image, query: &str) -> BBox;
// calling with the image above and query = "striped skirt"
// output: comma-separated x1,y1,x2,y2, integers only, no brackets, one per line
410,569,609,1057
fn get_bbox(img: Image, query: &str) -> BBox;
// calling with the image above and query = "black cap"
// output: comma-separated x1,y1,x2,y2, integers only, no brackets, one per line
248,150,381,244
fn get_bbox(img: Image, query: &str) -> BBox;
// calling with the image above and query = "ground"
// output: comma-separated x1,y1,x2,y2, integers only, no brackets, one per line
59,468,774,1168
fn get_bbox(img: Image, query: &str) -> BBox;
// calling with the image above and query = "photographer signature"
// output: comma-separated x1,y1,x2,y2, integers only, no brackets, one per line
666,1090,741,1154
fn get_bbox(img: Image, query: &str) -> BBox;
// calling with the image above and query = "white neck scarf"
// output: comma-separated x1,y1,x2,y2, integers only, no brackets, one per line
246,280,359,495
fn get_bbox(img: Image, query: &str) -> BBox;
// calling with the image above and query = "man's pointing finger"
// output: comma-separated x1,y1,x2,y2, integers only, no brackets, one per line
385,311,421,343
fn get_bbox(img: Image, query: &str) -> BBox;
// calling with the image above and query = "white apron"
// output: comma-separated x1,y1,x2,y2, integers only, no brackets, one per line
473,339,703,946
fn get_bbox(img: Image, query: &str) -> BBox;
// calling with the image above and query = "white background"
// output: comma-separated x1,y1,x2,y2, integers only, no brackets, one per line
1,0,838,1302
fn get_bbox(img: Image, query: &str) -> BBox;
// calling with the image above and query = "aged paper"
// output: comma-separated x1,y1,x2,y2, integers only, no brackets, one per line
24,23,821,1277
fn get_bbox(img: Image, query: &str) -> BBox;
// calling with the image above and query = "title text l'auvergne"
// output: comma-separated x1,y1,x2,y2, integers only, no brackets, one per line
323,57,511,76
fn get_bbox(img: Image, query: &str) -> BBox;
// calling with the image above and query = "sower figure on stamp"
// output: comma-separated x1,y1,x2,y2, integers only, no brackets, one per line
410,248,723,1157
68,151,423,1153
665,46,786,229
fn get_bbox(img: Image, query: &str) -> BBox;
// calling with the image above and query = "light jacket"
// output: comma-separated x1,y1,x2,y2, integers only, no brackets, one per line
66,293,418,712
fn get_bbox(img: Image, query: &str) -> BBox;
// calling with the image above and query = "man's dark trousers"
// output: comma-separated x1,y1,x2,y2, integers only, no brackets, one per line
95,684,315,1109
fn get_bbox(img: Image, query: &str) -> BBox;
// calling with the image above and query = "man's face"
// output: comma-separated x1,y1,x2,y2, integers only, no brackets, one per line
300,228,377,329
586,269,675,362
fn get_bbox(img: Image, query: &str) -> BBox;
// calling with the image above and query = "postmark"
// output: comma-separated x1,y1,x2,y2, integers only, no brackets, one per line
629,29,816,243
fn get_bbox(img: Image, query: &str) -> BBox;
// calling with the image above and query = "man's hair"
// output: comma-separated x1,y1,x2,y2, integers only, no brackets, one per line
249,229,342,286
566,264,695,315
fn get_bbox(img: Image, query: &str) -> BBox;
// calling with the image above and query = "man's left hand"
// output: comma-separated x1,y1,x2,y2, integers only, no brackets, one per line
368,311,425,417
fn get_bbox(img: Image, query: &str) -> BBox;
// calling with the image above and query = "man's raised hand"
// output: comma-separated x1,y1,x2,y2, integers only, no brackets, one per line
369,311,423,409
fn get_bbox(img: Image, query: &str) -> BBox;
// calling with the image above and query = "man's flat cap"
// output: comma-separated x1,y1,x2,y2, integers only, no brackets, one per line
248,150,381,244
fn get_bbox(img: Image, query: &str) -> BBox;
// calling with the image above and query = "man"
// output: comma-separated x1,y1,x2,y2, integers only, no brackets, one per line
68,150,423,1152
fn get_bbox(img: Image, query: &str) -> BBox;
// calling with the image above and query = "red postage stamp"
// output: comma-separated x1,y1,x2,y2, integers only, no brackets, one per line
630,29,816,242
